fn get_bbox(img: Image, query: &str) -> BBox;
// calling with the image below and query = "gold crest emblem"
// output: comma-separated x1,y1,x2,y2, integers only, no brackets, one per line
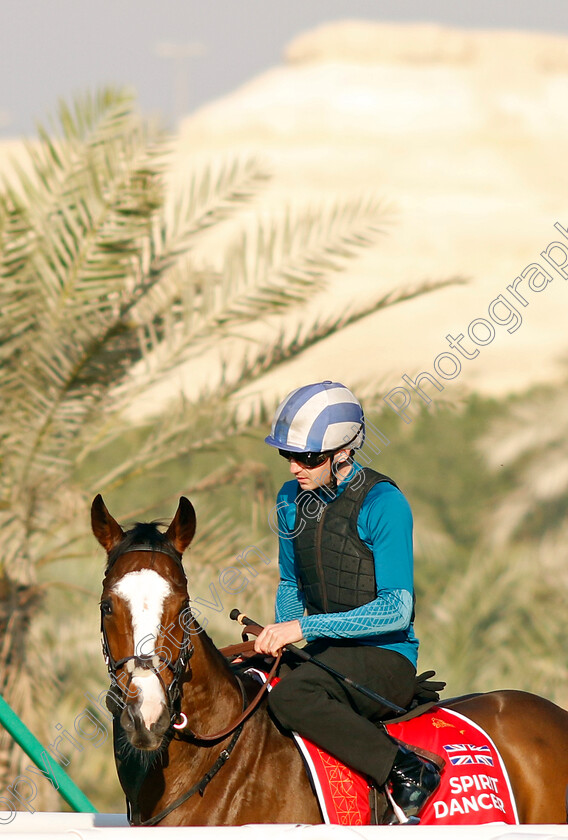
431,717,455,729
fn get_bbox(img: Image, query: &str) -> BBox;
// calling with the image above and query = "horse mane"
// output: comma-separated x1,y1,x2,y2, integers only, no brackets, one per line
106,521,181,570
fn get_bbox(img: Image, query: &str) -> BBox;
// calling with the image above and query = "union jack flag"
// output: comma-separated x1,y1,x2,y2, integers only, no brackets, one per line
443,744,494,766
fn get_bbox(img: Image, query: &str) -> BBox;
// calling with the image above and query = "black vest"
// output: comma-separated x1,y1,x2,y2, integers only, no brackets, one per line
293,468,398,615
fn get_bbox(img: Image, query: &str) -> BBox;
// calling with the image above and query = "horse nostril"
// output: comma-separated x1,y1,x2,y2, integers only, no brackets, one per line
121,704,137,733
151,706,171,736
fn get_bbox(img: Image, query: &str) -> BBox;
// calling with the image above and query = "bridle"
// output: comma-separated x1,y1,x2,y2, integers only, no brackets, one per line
100,543,194,726
101,539,281,827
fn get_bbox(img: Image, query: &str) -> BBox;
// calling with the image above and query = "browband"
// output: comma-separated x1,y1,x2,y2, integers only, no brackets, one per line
111,543,183,566
123,543,182,560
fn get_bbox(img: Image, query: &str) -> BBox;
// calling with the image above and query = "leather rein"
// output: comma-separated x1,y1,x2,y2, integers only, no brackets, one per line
184,633,281,743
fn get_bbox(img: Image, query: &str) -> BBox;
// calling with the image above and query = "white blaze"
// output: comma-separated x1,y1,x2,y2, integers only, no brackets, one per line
113,569,171,728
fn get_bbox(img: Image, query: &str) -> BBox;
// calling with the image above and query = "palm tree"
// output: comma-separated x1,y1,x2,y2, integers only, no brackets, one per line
0,87,457,804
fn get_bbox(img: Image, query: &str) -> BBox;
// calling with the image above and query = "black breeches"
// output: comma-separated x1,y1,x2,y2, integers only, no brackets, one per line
268,640,416,786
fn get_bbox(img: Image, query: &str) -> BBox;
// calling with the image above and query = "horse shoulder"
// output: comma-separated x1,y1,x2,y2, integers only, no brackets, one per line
234,694,322,823
173,696,321,825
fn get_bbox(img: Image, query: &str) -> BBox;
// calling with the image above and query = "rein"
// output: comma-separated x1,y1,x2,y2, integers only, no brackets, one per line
136,723,245,827
175,628,281,743
132,678,249,827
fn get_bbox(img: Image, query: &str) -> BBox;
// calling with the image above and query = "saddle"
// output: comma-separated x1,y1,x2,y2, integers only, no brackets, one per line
221,639,447,825
222,636,518,827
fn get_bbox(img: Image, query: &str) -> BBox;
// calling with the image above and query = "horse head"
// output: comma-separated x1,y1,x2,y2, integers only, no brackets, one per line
92,494,196,752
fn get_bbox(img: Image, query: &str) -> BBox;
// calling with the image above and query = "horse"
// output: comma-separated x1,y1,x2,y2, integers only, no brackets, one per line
92,494,568,826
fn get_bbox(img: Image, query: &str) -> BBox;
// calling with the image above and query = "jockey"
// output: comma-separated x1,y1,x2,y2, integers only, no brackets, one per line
254,380,440,823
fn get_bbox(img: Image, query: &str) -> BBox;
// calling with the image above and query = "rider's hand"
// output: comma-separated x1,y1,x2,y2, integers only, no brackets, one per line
254,620,304,657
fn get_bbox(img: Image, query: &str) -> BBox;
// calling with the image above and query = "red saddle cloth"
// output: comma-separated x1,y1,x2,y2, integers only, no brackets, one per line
295,706,519,826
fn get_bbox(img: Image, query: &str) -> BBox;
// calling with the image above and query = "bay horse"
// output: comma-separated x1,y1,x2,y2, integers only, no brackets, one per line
92,494,568,825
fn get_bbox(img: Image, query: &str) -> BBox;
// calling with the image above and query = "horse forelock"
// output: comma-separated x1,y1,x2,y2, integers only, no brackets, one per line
105,522,183,574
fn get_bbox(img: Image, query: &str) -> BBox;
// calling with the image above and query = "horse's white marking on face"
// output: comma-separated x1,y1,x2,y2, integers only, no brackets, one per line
113,570,171,728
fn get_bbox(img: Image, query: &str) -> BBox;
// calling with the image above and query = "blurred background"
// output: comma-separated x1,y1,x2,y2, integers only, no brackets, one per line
1,0,568,813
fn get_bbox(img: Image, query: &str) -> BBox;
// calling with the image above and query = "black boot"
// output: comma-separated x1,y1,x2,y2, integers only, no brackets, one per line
385,746,440,824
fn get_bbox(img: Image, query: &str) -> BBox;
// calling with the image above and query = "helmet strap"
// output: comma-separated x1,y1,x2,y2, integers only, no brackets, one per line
329,450,355,491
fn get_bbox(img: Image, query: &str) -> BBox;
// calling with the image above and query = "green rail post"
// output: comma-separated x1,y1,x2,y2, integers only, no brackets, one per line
0,693,97,812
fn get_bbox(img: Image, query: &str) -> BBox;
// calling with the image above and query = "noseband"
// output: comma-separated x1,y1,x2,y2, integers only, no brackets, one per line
101,543,194,726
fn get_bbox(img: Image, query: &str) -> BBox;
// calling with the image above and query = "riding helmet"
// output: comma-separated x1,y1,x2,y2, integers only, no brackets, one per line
265,381,365,454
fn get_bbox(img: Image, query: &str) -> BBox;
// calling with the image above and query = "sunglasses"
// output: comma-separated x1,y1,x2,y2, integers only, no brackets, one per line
278,449,332,468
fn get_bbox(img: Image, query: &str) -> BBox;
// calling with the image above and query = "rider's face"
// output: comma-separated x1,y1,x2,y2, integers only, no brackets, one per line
287,450,350,491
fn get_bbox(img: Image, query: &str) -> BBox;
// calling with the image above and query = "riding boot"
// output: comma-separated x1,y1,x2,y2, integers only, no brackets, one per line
385,746,440,824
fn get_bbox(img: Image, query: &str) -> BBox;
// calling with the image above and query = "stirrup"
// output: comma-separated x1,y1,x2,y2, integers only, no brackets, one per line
384,787,421,825
385,746,440,824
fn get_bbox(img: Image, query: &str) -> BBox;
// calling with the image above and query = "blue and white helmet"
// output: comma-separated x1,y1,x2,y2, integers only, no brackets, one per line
265,381,365,453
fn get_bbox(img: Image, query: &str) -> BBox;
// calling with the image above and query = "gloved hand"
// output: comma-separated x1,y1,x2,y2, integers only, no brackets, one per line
414,670,446,703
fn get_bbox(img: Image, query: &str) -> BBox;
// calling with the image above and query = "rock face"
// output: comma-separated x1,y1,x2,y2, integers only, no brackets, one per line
3,21,567,413
285,20,568,71
173,20,568,411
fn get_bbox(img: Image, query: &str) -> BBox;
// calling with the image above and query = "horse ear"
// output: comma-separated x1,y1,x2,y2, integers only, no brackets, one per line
91,494,125,554
165,497,196,555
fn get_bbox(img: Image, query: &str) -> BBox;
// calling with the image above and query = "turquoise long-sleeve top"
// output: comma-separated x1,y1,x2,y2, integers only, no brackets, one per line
273,462,419,667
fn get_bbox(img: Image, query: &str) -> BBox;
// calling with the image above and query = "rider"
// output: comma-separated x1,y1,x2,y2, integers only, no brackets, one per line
254,381,440,822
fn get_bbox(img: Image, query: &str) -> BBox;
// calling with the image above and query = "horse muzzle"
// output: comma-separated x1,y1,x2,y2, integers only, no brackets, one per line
120,698,171,750
118,666,172,750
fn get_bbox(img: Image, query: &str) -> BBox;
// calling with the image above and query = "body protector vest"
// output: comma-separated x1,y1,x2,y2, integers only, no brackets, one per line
293,467,399,615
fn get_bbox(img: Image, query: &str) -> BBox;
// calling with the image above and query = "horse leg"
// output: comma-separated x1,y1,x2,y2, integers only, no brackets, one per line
449,690,568,824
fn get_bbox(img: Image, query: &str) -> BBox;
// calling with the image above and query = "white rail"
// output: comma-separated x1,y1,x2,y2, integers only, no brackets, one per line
2,813,568,839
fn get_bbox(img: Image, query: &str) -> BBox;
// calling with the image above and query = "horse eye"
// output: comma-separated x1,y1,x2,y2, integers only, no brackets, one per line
101,599,113,616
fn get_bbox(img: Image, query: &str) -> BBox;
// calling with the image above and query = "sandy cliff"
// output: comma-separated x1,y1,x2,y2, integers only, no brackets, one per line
3,20,567,414
169,20,568,413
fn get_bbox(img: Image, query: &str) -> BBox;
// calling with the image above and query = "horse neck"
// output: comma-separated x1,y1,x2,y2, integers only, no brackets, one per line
180,620,243,731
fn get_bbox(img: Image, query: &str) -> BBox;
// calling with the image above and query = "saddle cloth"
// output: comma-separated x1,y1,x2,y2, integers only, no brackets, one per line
386,707,519,826
296,706,519,826
244,668,518,826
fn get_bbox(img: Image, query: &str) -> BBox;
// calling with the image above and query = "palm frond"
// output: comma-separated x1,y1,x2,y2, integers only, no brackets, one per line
219,276,466,408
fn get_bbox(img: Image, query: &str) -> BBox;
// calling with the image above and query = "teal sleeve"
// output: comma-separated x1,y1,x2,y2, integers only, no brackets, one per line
299,589,413,641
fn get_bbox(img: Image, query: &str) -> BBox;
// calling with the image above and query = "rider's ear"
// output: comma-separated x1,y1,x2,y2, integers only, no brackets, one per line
165,497,196,555
332,448,352,467
91,494,125,553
